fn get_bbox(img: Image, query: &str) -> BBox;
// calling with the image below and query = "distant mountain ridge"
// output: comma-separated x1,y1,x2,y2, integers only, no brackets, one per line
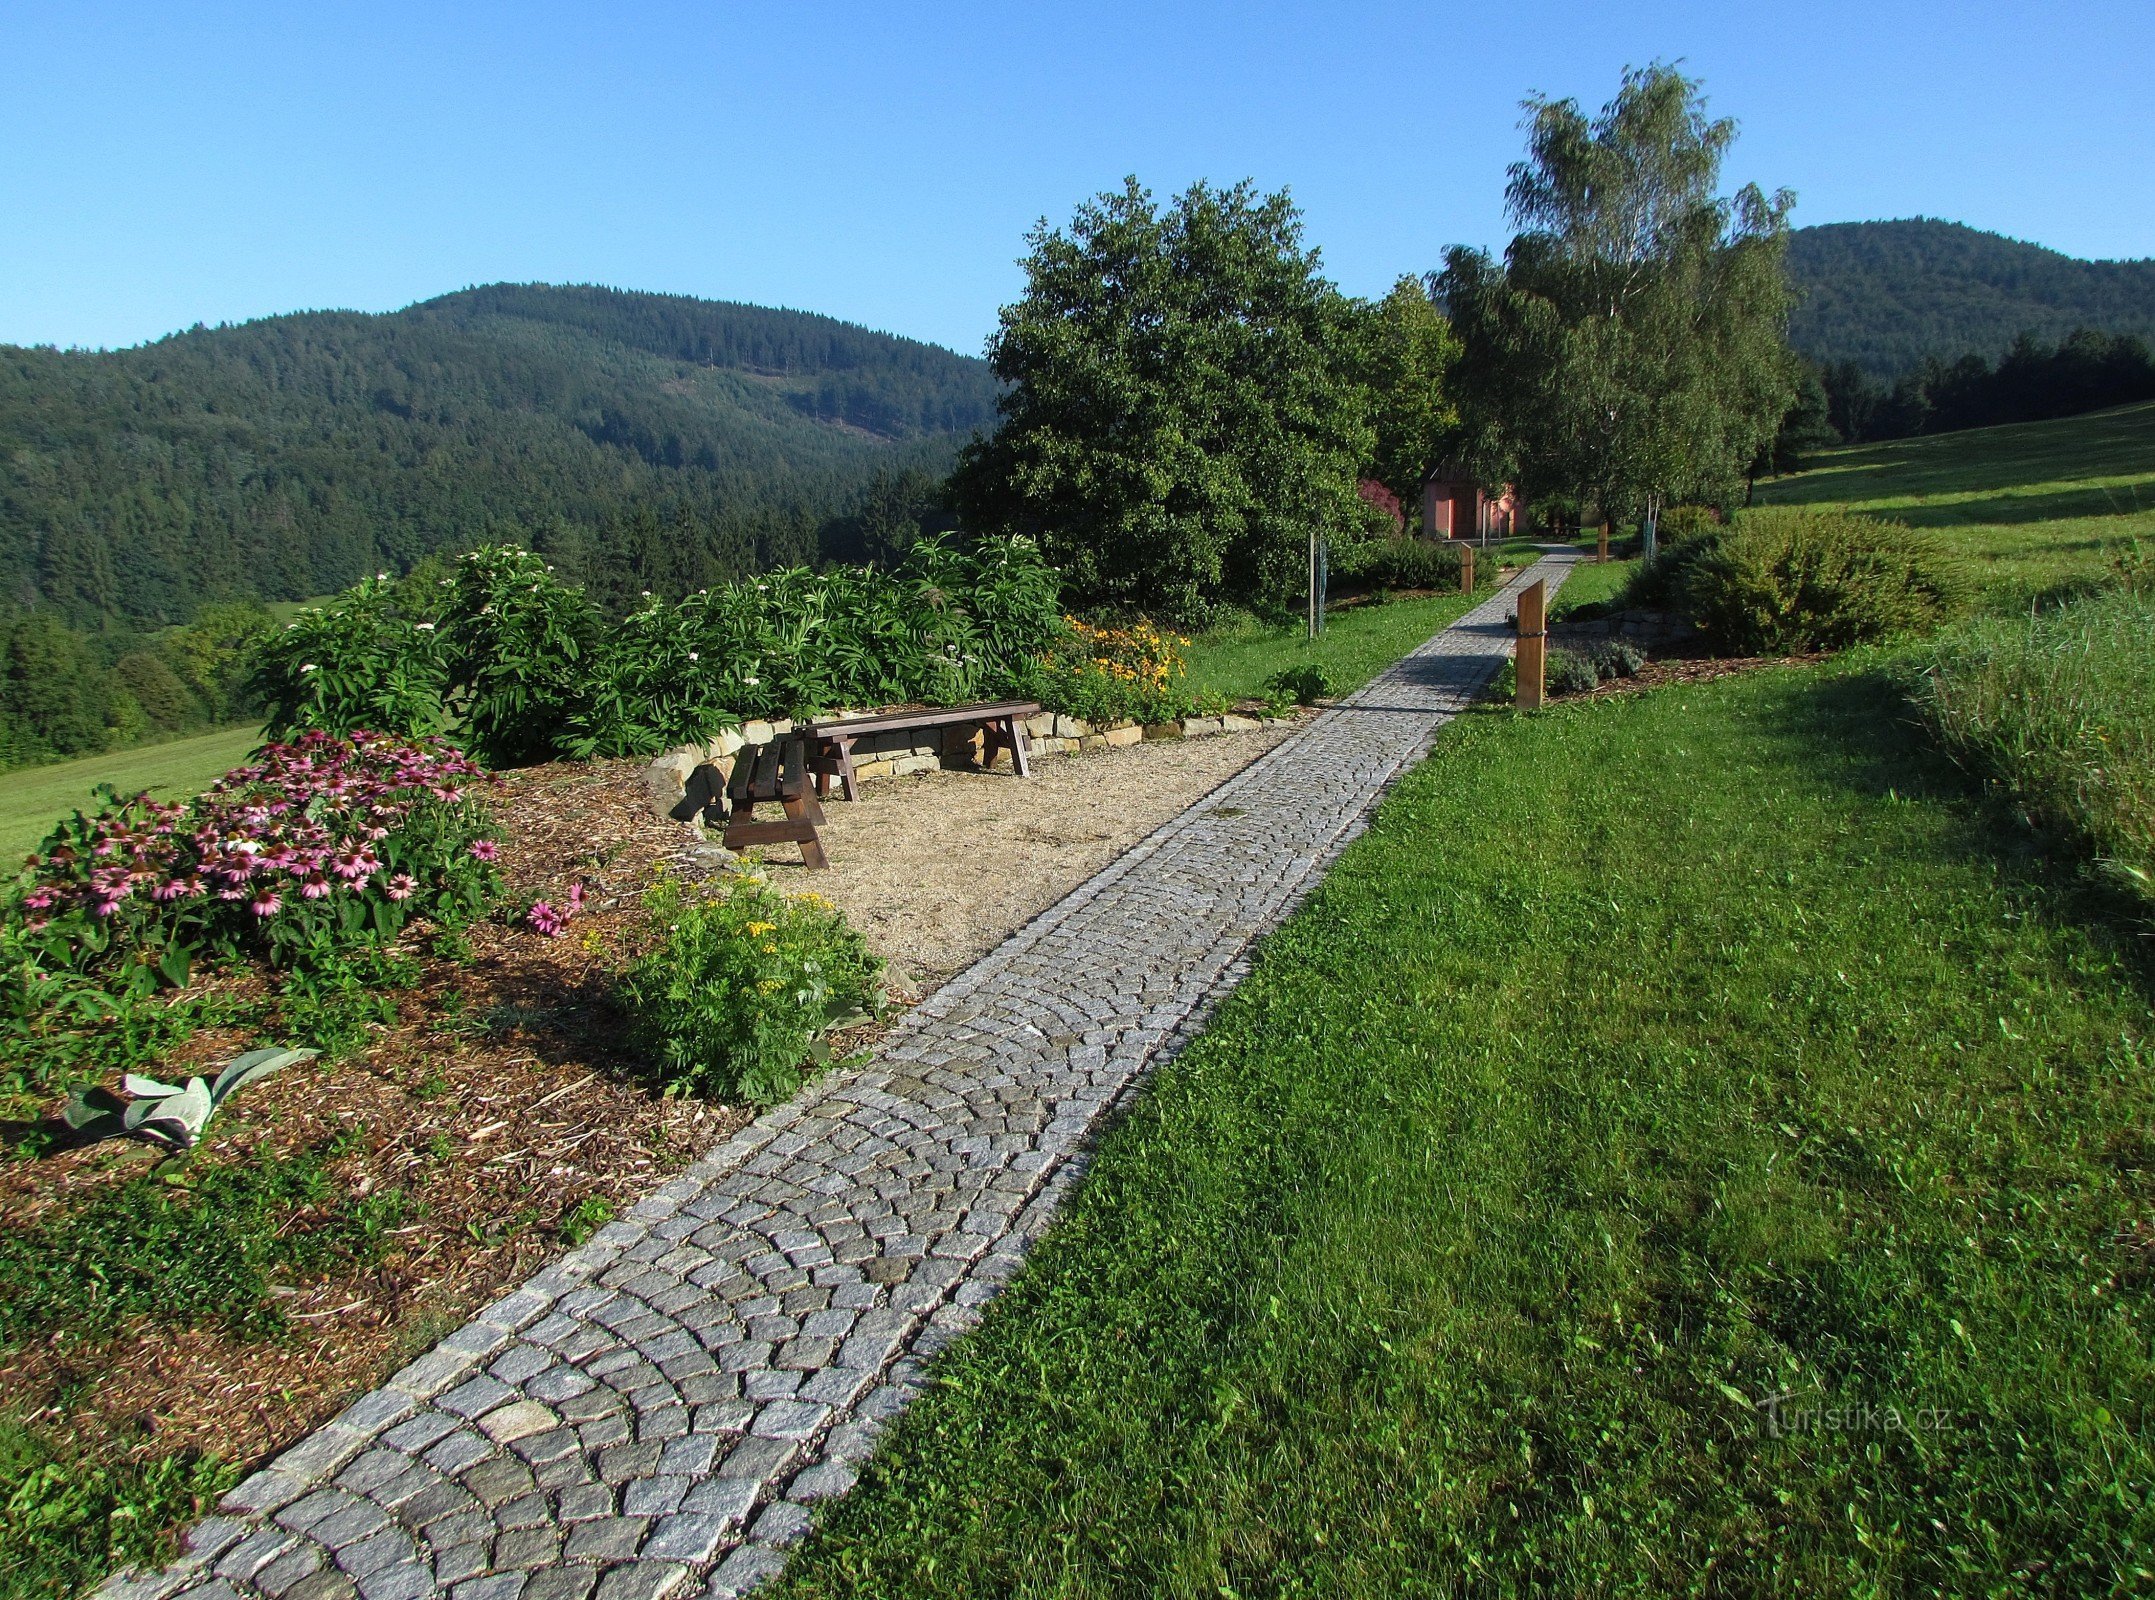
0,284,997,625
1786,219,2155,380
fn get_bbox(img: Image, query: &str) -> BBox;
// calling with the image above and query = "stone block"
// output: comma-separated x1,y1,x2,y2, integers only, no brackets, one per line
1219,714,1261,733
889,755,938,778
1100,725,1141,748
1052,714,1091,739
1180,717,1223,738
1141,722,1184,741
1023,713,1055,738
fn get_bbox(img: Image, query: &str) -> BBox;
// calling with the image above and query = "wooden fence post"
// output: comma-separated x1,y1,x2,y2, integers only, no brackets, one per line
1516,578,1547,711
1460,543,1475,595
1597,521,1610,564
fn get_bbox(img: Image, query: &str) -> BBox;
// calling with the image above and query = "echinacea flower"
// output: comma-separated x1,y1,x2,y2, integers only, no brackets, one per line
250,889,282,917
386,872,417,901
469,839,499,862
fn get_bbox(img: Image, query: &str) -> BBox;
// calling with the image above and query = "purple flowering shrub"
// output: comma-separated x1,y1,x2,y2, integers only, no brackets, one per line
10,730,503,982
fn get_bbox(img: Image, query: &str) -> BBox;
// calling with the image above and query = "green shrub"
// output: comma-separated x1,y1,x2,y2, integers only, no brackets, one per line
443,549,604,767
1674,508,1962,653
1914,586,2155,902
252,575,452,740
1330,538,1465,595
1545,648,1600,696
622,875,885,1106
1263,665,1331,706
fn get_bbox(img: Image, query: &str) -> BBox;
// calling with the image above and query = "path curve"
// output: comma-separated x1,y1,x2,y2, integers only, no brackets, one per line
105,551,1579,1600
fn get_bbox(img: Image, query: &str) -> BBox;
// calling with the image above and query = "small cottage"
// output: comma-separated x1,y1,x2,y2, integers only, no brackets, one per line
1420,465,1520,542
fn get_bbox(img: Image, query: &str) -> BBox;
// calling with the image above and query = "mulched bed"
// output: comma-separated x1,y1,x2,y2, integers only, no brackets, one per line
1566,652,1828,700
0,762,769,1472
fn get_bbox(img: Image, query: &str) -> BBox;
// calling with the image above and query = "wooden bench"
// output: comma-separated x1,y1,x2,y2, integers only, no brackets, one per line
720,735,829,869
804,700,1041,802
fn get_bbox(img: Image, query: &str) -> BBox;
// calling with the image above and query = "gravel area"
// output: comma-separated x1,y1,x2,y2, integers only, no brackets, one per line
752,722,1300,1000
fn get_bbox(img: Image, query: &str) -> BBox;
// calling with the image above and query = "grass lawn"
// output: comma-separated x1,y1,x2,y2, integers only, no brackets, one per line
1184,590,1485,704
773,664,2155,1596
0,725,262,866
1549,555,1638,618
1754,401,2155,605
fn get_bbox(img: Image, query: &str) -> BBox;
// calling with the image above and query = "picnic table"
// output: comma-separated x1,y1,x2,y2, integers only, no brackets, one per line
804,699,1041,802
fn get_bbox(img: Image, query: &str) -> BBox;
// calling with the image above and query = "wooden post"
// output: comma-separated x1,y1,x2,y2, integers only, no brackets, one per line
1597,521,1610,564
1516,578,1546,712
1460,543,1475,594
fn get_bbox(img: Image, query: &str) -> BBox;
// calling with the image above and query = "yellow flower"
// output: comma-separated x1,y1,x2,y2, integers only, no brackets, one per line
756,979,782,994
743,920,777,938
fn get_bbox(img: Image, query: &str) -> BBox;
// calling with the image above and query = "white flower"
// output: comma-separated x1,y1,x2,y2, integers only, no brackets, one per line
687,651,699,661
744,676,760,686
756,583,768,591
415,622,436,631
377,572,389,581
642,590,652,597
300,663,318,673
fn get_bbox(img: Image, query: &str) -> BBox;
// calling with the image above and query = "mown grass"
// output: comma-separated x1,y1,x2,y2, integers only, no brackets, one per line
773,665,2155,1597
1183,591,1480,704
1915,585,2155,905
0,725,263,867
1549,556,1638,618
1754,401,2155,605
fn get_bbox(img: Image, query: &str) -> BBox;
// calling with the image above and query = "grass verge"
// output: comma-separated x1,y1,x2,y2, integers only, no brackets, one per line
1184,591,1478,704
773,664,2155,1597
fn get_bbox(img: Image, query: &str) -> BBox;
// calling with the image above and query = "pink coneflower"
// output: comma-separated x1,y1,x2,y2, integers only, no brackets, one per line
469,839,499,862
250,888,282,918
525,900,566,937
386,872,417,902
300,873,333,900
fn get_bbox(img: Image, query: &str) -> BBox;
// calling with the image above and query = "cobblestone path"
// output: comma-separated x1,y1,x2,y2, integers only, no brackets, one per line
112,552,1578,1600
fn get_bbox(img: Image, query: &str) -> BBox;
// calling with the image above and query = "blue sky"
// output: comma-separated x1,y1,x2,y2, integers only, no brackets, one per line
5,1,2150,355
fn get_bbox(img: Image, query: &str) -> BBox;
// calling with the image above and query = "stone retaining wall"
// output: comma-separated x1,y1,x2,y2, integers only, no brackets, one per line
643,711,1284,820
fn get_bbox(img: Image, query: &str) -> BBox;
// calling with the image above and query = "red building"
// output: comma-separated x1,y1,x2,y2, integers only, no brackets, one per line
1420,465,1520,542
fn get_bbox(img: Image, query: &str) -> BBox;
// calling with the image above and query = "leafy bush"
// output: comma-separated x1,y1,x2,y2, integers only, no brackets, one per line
1019,618,1192,727
253,575,452,740
1330,537,1466,595
1591,639,1646,678
1263,665,1332,706
260,537,1067,763
622,875,884,1106
1545,648,1601,696
1915,586,2155,902
9,732,500,984
442,549,603,767
1675,509,1962,652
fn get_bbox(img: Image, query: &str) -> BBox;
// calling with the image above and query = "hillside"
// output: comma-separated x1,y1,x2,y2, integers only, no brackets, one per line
0,285,998,624
1754,399,2155,601
1786,219,2155,379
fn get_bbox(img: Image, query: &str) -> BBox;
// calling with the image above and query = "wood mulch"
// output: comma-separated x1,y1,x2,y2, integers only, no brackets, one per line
0,762,762,1471
1557,652,1828,701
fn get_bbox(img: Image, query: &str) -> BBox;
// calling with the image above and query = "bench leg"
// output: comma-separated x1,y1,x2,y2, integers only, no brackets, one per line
781,792,829,869
837,737,860,802
1009,717,1032,778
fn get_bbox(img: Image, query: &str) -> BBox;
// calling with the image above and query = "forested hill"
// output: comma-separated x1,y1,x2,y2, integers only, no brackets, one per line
0,284,998,625
1787,220,2155,379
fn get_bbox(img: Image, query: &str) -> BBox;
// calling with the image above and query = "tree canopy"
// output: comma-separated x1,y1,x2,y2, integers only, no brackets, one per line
1353,277,1462,510
950,178,1372,617
1439,65,1795,526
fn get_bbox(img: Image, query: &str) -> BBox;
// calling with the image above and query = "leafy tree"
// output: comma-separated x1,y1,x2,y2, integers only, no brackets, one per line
1354,277,1463,513
951,178,1372,617
1440,64,1796,555
1757,361,1837,481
